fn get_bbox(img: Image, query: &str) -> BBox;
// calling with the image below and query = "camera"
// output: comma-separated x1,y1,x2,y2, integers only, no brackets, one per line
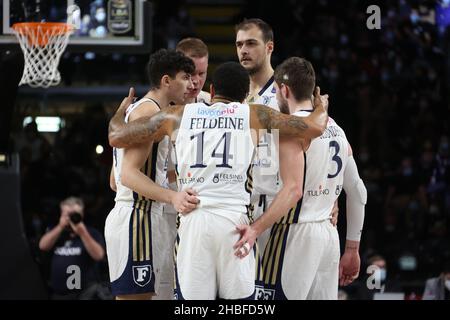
69,211,83,224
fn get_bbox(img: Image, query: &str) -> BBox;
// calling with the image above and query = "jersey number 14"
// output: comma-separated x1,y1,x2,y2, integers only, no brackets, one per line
190,131,233,168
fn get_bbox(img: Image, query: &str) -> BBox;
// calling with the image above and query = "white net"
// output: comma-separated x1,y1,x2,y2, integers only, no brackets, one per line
12,23,74,88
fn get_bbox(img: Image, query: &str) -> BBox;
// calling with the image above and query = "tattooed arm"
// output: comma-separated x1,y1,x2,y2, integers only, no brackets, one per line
108,88,183,148
250,86,328,139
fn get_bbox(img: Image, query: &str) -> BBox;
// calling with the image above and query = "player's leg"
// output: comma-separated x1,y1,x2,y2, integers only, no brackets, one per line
280,222,323,299
217,213,255,299
175,210,217,300
306,221,340,300
152,209,177,300
262,223,291,300
105,203,158,300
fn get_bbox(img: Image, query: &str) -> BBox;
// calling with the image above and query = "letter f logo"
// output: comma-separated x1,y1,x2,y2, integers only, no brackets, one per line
133,265,152,287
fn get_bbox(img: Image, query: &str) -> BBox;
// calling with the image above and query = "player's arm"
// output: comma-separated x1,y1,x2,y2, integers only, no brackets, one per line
121,144,198,213
251,86,328,140
119,104,198,213
330,200,339,226
108,88,182,148
110,166,117,192
339,144,367,286
234,137,305,257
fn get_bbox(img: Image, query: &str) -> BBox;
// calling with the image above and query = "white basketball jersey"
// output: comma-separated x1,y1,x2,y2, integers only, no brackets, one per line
113,98,169,214
245,76,280,198
278,112,349,224
174,102,255,217
195,90,211,104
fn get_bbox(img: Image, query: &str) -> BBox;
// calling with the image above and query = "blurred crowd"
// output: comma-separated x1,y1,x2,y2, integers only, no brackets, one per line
247,0,449,298
10,0,449,299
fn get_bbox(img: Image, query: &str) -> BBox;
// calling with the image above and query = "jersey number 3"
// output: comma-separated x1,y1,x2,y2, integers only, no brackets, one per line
328,141,342,179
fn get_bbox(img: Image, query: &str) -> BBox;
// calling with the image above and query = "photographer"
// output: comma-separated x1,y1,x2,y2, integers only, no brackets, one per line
39,197,105,299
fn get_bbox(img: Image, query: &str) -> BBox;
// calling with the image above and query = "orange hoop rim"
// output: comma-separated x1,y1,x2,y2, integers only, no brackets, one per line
12,22,74,34
12,22,74,46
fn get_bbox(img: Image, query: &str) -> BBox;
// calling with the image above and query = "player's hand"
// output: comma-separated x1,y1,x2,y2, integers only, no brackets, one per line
339,250,361,286
313,86,328,112
173,188,199,214
330,201,339,227
320,93,329,111
233,225,257,259
116,87,135,119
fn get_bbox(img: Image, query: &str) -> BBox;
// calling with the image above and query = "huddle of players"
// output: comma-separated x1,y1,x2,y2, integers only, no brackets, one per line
105,19,366,300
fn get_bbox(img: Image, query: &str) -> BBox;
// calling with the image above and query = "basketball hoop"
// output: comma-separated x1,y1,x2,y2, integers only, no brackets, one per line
12,22,74,88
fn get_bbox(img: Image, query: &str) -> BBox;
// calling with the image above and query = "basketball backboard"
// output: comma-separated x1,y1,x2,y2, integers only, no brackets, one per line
1,0,152,53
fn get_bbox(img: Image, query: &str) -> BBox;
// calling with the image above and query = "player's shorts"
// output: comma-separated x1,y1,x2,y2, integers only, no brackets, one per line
262,219,340,300
105,201,166,296
174,209,256,300
251,194,275,254
153,205,177,300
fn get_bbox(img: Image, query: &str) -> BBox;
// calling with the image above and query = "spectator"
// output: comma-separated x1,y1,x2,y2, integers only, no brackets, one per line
354,254,403,300
423,261,450,300
39,197,107,299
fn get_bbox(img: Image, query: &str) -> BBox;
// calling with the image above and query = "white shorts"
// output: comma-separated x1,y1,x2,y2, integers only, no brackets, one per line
153,205,177,300
104,201,168,296
174,209,256,300
262,220,340,300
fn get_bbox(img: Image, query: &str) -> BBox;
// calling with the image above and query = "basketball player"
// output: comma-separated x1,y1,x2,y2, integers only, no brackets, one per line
235,19,338,254
176,37,211,104
105,49,199,300
108,62,329,299
235,19,279,253
234,57,366,300
150,38,212,300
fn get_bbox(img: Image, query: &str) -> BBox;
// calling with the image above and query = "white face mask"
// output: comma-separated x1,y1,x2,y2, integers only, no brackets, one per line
445,280,450,291
379,268,387,282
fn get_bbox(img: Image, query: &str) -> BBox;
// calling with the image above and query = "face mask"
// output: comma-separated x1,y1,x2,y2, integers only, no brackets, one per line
379,268,387,282
445,280,450,291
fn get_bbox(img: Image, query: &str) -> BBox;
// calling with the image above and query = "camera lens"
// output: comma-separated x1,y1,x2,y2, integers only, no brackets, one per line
69,212,82,224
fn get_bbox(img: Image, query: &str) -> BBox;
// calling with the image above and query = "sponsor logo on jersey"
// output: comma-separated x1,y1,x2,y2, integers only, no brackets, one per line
178,176,205,185
133,265,152,287
306,184,330,197
212,173,244,184
197,104,238,117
